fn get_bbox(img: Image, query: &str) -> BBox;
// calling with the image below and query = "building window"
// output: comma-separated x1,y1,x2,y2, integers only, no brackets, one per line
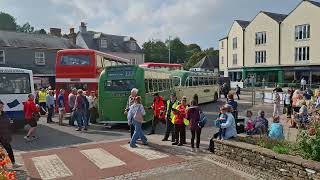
130,58,137,65
100,39,108,48
295,24,310,40
255,32,266,45
35,52,45,65
255,51,266,64
295,47,310,61
0,50,5,64
221,56,224,64
221,41,224,49
232,38,237,49
232,54,237,65
130,42,136,51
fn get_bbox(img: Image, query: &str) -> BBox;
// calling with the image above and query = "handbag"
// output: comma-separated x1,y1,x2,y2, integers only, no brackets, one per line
198,110,208,128
134,105,144,123
32,112,41,121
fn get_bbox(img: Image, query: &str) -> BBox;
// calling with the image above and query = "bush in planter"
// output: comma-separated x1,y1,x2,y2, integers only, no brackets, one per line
297,123,320,161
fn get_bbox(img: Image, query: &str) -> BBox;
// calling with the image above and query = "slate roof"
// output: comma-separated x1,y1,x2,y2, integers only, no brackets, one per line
0,30,76,49
192,56,219,71
78,31,143,53
308,0,320,7
262,11,287,23
235,20,250,28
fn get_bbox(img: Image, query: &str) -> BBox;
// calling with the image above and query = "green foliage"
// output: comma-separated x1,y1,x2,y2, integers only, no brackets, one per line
142,37,218,70
297,123,320,161
34,29,47,34
16,22,34,33
0,12,17,31
272,145,289,154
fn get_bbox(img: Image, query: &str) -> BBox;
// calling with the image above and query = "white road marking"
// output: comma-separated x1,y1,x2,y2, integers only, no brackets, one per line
32,154,72,180
121,145,169,160
80,148,126,169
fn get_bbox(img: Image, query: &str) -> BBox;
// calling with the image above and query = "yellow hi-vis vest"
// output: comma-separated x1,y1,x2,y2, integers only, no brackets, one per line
166,100,179,120
38,91,47,103
171,104,190,126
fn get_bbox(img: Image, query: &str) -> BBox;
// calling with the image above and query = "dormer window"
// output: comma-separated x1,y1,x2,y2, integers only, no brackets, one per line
100,39,108,48
130,42,136,51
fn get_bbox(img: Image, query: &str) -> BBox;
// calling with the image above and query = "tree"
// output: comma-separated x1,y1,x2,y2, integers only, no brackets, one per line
143,40,168,63
34,29,47,34
16,22,34,33
168,37,187,63
184,51,206,70
0,12,17,31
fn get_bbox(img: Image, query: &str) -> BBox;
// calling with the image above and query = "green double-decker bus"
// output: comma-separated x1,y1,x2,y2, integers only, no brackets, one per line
98,65,174,124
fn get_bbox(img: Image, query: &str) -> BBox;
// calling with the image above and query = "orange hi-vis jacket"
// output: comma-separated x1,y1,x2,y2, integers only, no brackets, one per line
151,96,166,119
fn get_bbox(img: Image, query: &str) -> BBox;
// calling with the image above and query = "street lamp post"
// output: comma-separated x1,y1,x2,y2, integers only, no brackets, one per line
168,36,171,64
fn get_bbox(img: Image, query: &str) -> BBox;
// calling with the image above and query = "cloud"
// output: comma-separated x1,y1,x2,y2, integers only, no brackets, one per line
0,0,303,48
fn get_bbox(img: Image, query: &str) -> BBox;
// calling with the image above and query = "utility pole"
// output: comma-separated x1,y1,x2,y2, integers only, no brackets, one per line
168,36,171,64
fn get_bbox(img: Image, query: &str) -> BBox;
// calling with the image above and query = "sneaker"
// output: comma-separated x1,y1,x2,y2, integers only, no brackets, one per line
172,142,178,145
24,136,31,141
75,128,81,131
177,143,183,146
130,144,138,148
12,163,22,169
162,138,169,141
31,136,39,140
142,142,148,145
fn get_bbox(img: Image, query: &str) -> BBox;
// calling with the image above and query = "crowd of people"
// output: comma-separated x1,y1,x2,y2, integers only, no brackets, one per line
279,86,320,128
126,88,238,151
24,87,99,140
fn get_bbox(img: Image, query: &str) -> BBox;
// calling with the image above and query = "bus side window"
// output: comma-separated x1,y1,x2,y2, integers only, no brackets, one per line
148,79,153,92
145,80,149,93
209,77,213,85
188,78,192,86
214,78,217,85
205,77,209,85
193,77,199,86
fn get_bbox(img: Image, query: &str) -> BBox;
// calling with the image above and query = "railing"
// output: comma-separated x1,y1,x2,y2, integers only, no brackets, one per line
243,82,320,90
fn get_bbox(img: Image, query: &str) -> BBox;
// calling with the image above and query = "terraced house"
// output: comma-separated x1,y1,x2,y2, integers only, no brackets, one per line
219,0,320,87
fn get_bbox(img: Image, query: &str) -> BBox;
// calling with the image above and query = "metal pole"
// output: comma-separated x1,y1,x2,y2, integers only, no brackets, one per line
168,36,171,64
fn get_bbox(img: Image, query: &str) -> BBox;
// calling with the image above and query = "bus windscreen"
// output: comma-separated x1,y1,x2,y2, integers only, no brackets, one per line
0,73,31,94
60,55,90,65
104,80,135,91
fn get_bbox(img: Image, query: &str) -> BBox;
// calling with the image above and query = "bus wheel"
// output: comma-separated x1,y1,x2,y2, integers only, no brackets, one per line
213,93,219,102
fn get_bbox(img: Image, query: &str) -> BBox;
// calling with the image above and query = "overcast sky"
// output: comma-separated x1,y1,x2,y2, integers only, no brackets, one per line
0,0,304,49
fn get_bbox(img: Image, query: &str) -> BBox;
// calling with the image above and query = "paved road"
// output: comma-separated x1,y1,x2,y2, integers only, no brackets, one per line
11,92,278,179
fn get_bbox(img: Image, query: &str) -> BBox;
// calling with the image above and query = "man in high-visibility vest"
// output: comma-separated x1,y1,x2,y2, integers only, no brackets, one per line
162,92,179,142
38,88,47,115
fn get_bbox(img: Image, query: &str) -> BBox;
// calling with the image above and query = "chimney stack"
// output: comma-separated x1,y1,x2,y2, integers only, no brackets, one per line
68,28,77,45
49,28,61,37
79,22,87,33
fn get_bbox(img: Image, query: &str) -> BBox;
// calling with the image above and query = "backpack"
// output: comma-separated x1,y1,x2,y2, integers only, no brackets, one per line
82,95,89,110
198,110,208,128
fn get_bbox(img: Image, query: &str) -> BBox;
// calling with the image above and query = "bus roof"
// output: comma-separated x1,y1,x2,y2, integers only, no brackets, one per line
139,63,183,68
57,49,130,63
0,67,33,74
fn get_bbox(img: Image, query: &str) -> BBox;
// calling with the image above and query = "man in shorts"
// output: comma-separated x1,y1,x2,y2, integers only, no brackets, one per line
58,89,65,126
23,94,40,141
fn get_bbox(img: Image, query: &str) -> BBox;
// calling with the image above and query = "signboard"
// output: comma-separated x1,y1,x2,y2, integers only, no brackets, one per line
107,70,134,78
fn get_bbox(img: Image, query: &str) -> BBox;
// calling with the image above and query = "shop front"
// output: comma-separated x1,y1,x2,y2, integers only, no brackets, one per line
283,66,320,87
242,67,283,86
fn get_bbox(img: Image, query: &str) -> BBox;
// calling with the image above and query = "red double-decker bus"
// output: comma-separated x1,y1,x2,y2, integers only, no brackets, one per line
55,49,129,112
139,63,183,70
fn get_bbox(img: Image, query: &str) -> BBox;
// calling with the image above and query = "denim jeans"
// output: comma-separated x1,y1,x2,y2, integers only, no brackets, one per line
75,110,87,129
130,120,147,146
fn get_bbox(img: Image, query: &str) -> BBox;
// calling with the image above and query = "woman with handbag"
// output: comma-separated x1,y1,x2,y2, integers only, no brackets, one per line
127,96,148,148
23,94,40,141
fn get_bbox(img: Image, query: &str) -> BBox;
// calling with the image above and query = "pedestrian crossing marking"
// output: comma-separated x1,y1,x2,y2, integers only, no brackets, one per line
121,145,169,160
80,148,126,169
32,154,72,180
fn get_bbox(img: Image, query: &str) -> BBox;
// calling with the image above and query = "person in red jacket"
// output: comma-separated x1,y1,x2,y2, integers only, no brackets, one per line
24,94,40,141
172,96,187,146
148,93,165,135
